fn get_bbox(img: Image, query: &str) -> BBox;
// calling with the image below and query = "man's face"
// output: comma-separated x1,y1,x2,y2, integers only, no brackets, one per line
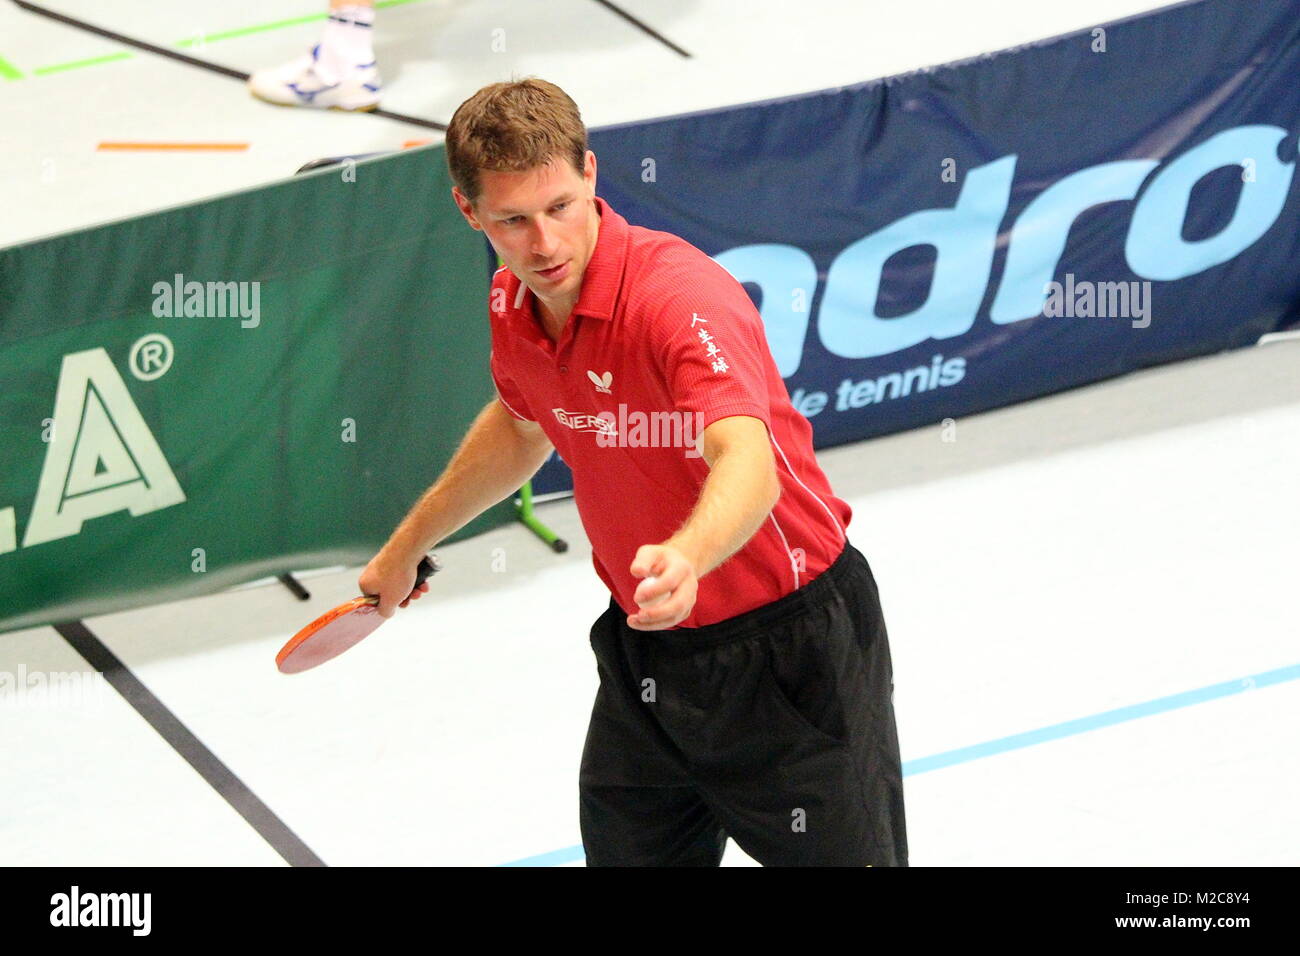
454,151,599,311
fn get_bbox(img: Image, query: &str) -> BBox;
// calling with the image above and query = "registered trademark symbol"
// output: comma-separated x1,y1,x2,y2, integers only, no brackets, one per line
129,333,174,381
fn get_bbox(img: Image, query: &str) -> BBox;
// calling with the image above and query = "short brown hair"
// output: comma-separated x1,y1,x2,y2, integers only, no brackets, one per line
445,77,588,206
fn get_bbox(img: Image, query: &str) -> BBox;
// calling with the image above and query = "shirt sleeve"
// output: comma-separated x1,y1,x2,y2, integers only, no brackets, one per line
490,349,536,423
655,269,773,431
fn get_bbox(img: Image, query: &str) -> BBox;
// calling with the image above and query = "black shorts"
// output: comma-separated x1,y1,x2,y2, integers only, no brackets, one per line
579,541,907,866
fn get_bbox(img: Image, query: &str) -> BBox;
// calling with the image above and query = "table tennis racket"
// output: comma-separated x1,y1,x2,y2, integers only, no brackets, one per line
276,554,440,674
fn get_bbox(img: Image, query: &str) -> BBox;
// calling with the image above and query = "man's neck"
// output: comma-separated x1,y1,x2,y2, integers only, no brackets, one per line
534,297,572,342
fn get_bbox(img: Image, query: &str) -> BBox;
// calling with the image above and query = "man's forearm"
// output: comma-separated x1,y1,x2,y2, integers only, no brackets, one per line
664,448,780,579
383,400,552,560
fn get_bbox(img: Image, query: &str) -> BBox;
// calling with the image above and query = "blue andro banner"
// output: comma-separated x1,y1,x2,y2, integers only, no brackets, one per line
530,0,1300,496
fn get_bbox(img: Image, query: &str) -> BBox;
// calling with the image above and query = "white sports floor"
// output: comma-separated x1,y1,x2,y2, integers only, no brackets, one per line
2,0,1297,866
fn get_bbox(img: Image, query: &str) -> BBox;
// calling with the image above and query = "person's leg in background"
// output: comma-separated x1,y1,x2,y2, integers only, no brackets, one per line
248,1,381,111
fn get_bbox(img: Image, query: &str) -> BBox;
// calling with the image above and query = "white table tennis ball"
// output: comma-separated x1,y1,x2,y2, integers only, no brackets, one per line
639,574,670,608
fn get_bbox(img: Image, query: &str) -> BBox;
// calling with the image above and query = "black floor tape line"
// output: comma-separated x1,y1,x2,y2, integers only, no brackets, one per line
54,620,327,868
589,0,692,58
11,0,448,131
15,0,691,127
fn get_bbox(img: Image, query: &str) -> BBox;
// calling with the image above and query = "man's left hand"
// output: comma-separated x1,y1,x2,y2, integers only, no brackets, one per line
627,543,698,631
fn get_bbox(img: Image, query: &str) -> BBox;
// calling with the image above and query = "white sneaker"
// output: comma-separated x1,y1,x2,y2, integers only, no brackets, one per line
248,45,382,111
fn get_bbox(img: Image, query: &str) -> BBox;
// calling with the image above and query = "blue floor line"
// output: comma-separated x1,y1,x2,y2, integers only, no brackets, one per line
905,661,1300,774
500,845,588,867
497,661,1300,866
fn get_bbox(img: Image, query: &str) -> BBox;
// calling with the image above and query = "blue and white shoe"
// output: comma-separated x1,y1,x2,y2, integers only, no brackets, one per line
247,45,382,111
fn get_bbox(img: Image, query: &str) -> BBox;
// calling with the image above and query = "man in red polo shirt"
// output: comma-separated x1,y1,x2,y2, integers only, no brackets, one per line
360,78,907,866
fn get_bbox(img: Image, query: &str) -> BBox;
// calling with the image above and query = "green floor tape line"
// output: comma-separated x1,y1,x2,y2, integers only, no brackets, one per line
25,0,433,76
33,50,131,74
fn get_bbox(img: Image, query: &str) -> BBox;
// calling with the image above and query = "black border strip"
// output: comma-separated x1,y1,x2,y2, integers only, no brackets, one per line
11,0,447,130
53,620,326,867
588,0,691,58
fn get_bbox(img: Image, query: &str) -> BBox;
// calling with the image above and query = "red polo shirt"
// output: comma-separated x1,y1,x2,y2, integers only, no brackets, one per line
488,195,851,628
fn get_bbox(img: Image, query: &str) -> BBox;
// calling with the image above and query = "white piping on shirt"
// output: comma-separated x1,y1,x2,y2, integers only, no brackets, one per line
767,429,847,583
767,510,799,590
495,389,529,421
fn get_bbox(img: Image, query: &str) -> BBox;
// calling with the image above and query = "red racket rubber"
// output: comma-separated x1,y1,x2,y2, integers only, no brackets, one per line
276,555,439,674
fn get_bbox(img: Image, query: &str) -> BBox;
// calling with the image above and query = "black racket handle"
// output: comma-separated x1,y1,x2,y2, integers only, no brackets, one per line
413,554,441,588
360,554,439,602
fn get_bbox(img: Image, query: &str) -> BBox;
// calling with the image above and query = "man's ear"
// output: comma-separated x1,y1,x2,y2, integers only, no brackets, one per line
585,149,598,196
451,186,482,231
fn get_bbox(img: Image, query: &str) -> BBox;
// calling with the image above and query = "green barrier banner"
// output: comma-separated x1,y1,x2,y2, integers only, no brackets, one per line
0,146,513,633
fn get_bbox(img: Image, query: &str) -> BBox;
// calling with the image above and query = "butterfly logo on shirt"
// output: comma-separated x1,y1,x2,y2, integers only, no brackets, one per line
587,370,613,394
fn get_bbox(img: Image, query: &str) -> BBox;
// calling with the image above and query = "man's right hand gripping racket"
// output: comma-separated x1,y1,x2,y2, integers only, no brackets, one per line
276,555,440,674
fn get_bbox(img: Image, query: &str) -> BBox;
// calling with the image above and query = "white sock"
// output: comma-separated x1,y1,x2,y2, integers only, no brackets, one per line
315,5,376,85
